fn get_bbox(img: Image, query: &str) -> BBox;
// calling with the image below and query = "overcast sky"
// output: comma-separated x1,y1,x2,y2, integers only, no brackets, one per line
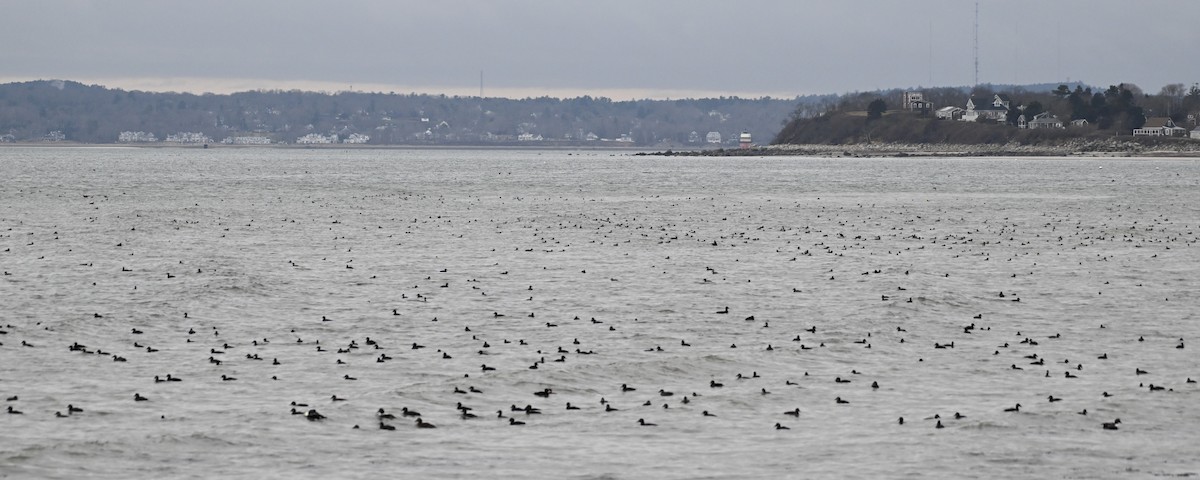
3,0,1197,99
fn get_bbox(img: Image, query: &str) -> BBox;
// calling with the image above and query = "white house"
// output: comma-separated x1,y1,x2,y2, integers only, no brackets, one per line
1070,119,1089,127
935,106,964,120
1134,118,1187,137
962,94,1010,122
1027,112,1064,130
705,131,722,144
1191,128,1200,140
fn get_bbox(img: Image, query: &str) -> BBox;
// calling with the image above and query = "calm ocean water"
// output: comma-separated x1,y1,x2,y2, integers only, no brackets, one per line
1,146,1198,479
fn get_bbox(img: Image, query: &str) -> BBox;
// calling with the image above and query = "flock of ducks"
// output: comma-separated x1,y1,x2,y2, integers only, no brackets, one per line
2,162,1197,453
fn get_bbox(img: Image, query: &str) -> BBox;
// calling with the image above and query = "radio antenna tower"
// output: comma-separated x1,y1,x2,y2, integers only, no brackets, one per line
974,1,980,86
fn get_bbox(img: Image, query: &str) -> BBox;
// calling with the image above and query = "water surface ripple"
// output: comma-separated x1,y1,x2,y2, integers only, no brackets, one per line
1,147,1198,479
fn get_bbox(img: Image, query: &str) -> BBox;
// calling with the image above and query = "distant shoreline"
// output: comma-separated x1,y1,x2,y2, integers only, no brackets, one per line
640,142,1200,158
0,142,655,152
5,141,1199,158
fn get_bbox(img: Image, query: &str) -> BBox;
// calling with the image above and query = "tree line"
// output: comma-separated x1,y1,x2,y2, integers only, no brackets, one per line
0,80,824,146
776,81,1200,144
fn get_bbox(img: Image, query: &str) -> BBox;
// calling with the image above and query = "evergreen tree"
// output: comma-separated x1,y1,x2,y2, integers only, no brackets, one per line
867,99,887,120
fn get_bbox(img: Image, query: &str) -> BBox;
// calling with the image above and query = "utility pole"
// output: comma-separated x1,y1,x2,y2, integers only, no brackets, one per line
928,20,933,85
974,1,980,86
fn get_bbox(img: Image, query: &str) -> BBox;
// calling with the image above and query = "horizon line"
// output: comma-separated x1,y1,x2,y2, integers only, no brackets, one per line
0,76,816,101
1,76,1104,103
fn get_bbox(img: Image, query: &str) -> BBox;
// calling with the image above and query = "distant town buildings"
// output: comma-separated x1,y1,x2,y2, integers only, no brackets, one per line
291,133,371,144
221,136,272,145
43,130,66,142
705,131,722,144
295,133,337,144
342,133,370,144
118,131,158,143
165,132,212,144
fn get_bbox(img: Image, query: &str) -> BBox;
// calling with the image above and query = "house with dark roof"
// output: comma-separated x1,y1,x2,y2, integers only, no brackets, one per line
1134,117,1187,137
962,94,1010,123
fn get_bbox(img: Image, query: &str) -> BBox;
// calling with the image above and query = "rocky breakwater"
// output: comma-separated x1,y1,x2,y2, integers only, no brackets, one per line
641,138,1200,158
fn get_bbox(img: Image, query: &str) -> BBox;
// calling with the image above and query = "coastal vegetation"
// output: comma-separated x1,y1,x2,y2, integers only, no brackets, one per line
774,83,1200,147
3,79,1196,151
0,80,815,147
776,109,1085,145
